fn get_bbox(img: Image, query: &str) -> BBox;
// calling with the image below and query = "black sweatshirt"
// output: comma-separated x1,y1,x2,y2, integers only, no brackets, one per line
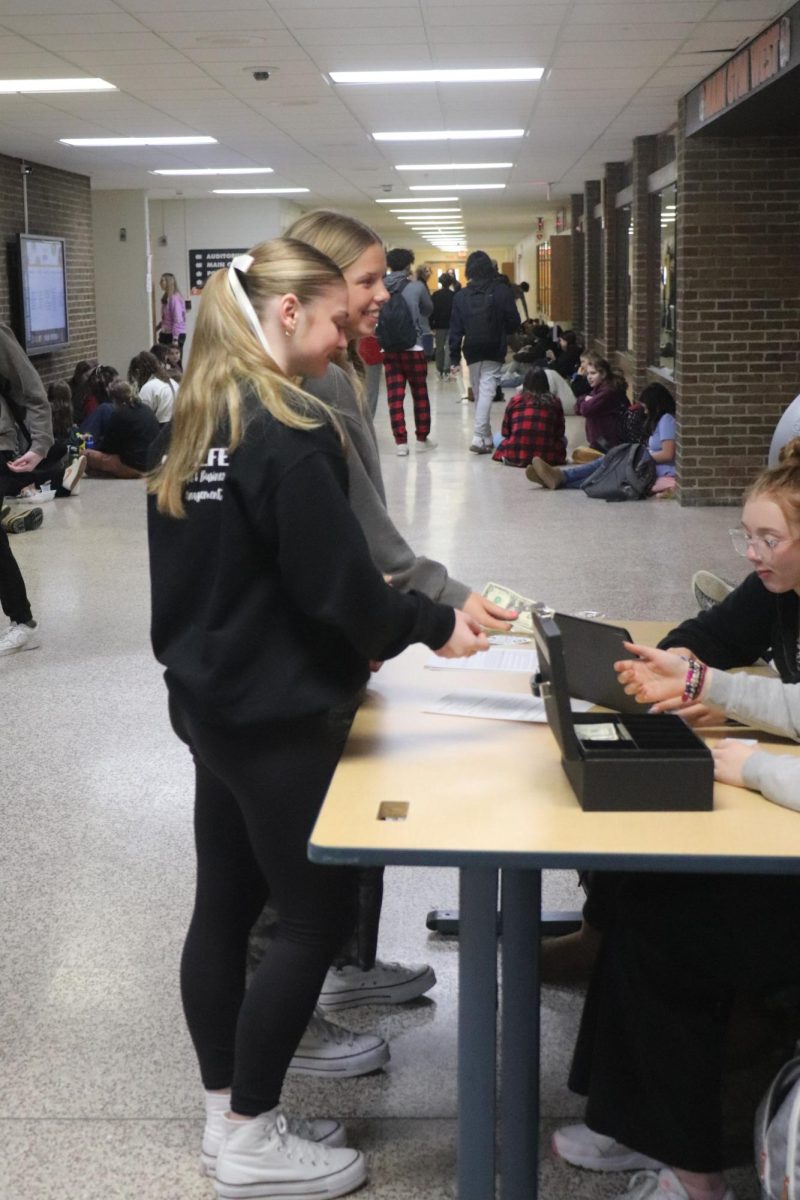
148,400,455,727
658,571,800,682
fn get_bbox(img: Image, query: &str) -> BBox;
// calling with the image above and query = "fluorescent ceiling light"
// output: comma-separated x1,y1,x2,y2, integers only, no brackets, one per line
374,129,524,141
395,162,512,171
61,135,217,147
0,77,116,93
212,187,310,194
390,208,461,214
375,197,458,204
410,183,505,191
331,69,541,84
151,167,273,176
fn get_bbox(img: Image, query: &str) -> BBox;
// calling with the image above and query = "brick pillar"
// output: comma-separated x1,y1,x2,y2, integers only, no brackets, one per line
583,180,601,346
602,162,626,356
570,192,585,339
630,136,659,396
675,97,800,505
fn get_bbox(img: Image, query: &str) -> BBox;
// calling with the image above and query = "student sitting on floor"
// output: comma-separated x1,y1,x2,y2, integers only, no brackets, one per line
526,383,675,493
492,367,566,469
84,380,160,479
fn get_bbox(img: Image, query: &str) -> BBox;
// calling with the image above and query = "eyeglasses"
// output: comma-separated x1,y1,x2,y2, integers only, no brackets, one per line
729,528,788,557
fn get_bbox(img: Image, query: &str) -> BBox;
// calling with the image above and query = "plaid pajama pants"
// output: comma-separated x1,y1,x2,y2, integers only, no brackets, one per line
383,349,431,444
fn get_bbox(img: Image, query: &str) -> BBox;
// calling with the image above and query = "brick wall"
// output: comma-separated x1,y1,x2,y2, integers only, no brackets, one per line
0,152,97,387
629,136,660,396
583,180,602,345
675,99,800,505
601,162,625,354
570,193,585,339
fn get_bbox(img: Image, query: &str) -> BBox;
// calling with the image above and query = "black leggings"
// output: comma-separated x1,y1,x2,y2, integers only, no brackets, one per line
170,700,359,1116
0,526,32,624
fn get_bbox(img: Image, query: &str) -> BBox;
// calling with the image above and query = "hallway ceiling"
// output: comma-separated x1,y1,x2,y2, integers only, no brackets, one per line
0,0,792,250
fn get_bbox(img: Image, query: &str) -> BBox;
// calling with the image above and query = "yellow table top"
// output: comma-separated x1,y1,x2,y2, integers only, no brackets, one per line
309,621,800,873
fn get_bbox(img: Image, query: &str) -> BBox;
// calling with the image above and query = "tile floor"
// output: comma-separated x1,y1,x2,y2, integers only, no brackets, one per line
1,373,759,1199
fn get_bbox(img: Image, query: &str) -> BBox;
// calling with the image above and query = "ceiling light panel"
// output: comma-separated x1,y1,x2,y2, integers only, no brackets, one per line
373,129,524,140
151,167,273,175
212,187,310,194
0,77,116,93
375,197,459,204
330,68,542,84
394,163,512,171
410,183,505,191
61,136,217,147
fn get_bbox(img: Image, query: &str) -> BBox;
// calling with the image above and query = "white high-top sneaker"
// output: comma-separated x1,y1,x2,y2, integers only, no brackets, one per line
201,1090,346,1177
287,1007,389,1077
213,1108,366,1199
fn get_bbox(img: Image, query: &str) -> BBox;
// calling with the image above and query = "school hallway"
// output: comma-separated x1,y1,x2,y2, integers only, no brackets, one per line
2,370,762,1200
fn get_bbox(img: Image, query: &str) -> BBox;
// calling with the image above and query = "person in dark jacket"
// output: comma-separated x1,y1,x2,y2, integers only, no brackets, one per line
573,353,627,452
85,380,160,478
552,330,583,379
381,248,435,455
430,272,455,379
147,236,487,1198
448,250,521,454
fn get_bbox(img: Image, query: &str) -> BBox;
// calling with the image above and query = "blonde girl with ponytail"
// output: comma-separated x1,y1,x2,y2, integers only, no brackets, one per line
146,236,486,1200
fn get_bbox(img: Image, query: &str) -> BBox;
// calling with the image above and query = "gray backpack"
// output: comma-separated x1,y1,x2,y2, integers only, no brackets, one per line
755,1054,800,1200
581,443,657,502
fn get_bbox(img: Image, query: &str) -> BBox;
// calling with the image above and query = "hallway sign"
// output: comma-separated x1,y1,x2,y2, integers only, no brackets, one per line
189,248,247,293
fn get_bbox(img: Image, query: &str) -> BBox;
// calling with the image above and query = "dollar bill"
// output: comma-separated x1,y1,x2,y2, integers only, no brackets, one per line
481,582,554,635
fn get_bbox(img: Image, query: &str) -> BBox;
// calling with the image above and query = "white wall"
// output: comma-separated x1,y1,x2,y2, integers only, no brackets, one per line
91,189,152,370
515,216,558,318
148,196,303,358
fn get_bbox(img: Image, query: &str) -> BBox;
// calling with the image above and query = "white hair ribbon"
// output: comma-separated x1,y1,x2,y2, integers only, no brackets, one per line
227,253,275,360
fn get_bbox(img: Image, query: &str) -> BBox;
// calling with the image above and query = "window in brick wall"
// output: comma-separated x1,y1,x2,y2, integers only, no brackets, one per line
658,184,677,376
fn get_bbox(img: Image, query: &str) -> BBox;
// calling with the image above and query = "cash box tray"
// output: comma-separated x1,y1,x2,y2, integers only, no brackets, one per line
533,614,714,812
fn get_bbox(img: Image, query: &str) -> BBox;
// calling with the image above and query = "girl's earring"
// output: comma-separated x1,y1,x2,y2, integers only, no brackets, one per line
285,326,295,338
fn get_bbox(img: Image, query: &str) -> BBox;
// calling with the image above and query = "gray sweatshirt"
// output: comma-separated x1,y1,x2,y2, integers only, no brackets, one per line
304,363,470,607
0,323,53,458
706,669,800,812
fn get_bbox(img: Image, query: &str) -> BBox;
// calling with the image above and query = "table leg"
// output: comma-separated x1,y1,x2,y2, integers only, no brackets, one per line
458,867,499,1199
500,869,541,1200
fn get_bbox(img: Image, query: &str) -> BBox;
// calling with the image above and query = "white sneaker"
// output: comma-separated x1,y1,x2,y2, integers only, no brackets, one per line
62,454,87,495
691,570,735,611
610,1169,736,1200
288,1007,389,1076
318,960,436,1011
213,1108,366,1200
395,444,409,456
552,1124,664,1172
201,1091,345,1177
469,439,492,455
0,621,41,656
416,437,437,451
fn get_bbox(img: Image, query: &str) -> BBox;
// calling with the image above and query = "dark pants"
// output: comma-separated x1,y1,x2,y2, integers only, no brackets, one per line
383,350,431,445
171,699,359,1116
570,871,800,1171
0,443,68,496
0,527,32,624
249,692,384,973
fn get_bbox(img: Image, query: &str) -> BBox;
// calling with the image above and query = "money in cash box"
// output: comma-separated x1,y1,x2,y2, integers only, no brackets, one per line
532,613,714,812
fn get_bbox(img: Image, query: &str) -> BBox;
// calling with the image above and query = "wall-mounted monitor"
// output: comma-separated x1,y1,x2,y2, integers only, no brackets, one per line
17,234,69,355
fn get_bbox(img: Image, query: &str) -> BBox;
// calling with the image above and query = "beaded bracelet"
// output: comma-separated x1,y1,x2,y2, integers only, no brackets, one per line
682,658,707,705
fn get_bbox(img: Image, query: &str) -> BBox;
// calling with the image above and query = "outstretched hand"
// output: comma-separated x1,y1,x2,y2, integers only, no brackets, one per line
614,642,724,726
435,609,490,659
462,591,517,632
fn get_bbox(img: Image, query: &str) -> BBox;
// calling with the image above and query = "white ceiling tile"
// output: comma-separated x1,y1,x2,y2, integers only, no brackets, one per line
682,20,767,50
0,12,144,35
553,42,680,67
283,7,424,28
133,10,286,33
571,1,716,19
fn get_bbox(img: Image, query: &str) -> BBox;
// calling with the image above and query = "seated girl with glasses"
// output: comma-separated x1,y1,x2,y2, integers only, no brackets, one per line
655,436,800,724
548,443,800,1200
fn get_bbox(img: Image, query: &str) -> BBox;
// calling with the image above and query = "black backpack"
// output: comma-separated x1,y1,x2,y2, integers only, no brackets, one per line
464,284,500,352
376,280,416,352
581,443,657,502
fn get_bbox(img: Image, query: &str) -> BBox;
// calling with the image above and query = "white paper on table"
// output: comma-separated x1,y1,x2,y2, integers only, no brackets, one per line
425,646,538,673
424,691,594,724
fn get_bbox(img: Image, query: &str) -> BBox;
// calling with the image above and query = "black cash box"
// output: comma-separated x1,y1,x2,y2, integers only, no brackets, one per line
533,614,714,812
